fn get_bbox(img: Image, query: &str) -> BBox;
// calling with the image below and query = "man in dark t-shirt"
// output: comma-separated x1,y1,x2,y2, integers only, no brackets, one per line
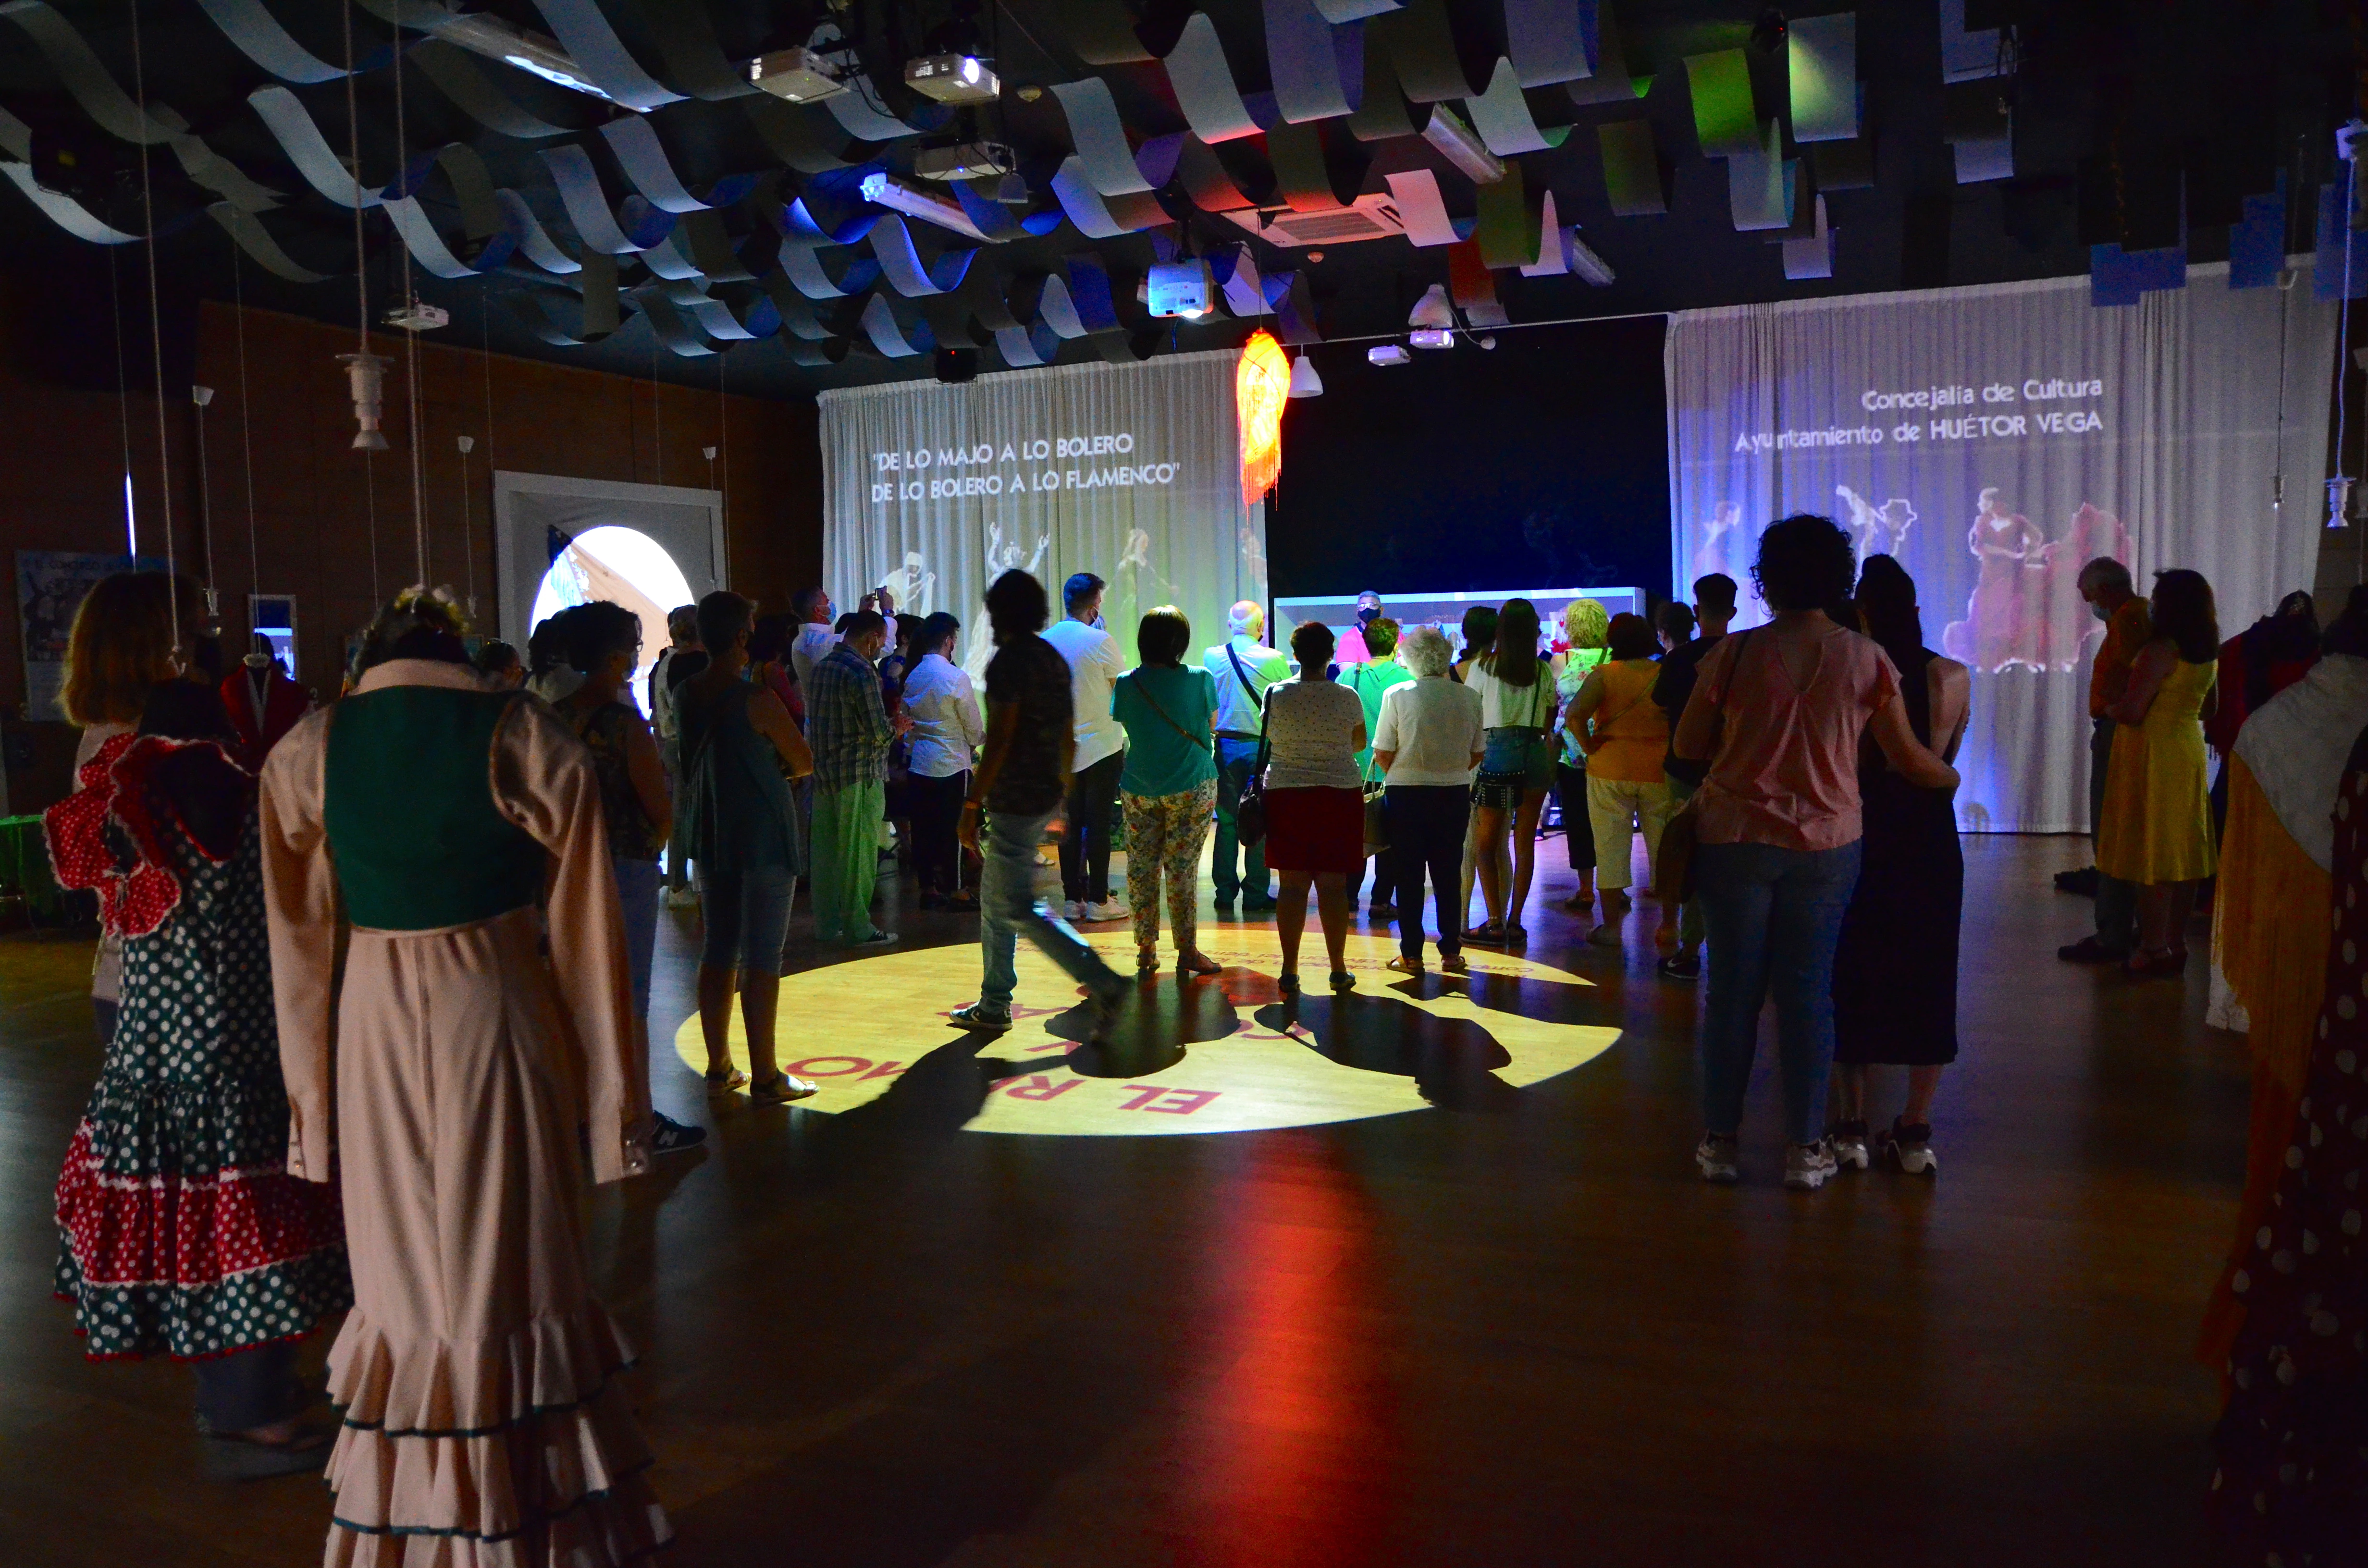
952,570,1128,1034
1647,572,1736,980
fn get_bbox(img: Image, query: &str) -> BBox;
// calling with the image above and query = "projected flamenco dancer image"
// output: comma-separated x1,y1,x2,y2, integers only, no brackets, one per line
1942,491,2133,673
1837,485,1917,568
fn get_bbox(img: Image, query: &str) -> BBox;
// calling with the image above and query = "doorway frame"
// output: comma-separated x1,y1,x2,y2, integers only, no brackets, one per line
492,471,725,646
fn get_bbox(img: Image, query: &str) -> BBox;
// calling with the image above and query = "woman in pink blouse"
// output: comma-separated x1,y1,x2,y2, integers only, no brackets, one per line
1671,515,1959,1190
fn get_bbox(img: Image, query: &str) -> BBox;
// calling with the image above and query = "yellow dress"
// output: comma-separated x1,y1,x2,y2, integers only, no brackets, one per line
2096,656,2218,884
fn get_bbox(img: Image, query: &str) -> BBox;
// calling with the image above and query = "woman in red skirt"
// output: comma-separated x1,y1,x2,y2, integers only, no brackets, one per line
1261,620,1369,992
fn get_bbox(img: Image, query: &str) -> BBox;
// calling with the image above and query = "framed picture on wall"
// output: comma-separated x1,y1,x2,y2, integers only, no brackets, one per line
15,551,165,721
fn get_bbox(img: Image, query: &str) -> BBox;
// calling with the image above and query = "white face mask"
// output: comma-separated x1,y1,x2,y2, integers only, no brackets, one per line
2090,598,2112,624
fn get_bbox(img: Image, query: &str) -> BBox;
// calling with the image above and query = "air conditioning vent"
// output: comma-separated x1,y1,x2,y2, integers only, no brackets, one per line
1224,195,1407,247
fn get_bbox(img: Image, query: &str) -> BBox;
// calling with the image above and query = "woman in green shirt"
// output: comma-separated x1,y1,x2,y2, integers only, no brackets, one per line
1111,606,1222,975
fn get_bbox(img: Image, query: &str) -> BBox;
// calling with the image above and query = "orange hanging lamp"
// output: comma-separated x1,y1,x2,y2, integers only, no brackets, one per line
1236,329,1289,506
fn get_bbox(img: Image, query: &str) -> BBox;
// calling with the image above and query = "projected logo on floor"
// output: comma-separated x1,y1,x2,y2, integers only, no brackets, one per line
671,931,1620,1136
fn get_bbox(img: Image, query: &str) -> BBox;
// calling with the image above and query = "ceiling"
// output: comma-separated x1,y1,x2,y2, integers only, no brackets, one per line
0,0,2349,404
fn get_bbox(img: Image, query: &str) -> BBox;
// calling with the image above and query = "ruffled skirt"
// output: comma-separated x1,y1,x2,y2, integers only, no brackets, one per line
323,912,668,1566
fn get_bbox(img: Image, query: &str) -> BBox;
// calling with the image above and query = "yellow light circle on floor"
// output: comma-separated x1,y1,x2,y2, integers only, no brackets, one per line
670,928,1621,1136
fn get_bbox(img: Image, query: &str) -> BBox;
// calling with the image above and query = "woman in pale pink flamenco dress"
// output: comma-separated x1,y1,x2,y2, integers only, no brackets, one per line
1952,490,2046,672
259,593,669,1567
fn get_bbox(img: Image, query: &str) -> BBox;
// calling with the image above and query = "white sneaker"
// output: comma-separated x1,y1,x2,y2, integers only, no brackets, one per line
1828,1122,1871,1171
1061,900,1085,922
1783,1139,1838,1190
1881,1118,1939,1175
1695,1133,1740,1184
1084,899,1128,923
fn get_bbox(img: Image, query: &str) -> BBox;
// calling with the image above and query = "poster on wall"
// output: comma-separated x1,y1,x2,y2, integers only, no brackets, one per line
1665,265,2333,833
820,350,1263,682
16,551,164,721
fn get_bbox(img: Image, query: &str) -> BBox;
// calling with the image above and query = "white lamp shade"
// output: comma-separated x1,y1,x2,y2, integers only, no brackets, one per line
1408,282,1455,331
1287,354,1324,397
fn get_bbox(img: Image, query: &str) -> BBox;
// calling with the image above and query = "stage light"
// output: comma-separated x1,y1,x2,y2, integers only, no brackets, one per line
1237,330,1289,505
1147,260,1214,319
913,141,1014,182
905,53,1000,104
1288,353,1324,398
1408,283,1455,331
858,171,990,241
1368,344,1411,366
1420,104,1505,185
749,47,846,103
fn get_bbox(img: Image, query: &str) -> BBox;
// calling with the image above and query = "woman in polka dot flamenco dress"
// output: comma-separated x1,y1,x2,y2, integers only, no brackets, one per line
43,681,350,1478
2212,717,2368,1562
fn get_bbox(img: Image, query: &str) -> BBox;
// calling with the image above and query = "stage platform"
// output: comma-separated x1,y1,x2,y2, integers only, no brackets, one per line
0,836,2241,1566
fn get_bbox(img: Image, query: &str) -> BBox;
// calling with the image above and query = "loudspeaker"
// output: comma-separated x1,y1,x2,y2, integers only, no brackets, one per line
933,347,978,383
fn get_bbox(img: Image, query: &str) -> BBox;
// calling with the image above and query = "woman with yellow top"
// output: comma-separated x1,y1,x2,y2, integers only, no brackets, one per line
2097,568,2220,976
1568,612,1676,947
1551,600,1610,913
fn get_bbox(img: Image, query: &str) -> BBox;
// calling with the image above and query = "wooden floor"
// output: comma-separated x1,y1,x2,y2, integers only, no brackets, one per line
0,835,2246,1566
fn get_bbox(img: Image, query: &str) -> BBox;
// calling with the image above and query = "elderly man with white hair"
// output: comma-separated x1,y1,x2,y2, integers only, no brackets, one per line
1204,600,1291,915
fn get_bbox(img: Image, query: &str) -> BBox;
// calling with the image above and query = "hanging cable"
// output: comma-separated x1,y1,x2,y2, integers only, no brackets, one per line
106,244,136,558
457,434,477,618
718,351,731,582
480,299,497,625
651,341,663,486
365,448,381,605
343,0,370,361
2337,153,2359,531
126,0,177,650
232,243,262,623
192,385,216,616
391,0,428,587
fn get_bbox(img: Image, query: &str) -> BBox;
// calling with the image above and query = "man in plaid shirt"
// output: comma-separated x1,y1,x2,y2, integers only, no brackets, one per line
807,609,903,946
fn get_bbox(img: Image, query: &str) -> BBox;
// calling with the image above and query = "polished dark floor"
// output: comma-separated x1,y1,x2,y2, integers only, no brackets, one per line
0,836,2244,1566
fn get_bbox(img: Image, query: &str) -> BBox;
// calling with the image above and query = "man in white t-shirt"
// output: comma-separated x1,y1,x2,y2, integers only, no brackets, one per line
789,586,838,689
1042,572,1129,921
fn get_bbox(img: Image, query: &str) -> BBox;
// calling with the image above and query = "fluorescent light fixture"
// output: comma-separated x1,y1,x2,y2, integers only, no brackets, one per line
905,53,1000,104
1420,104,1505,184
1288,354,1324,397
503,53,611,98
1408,283,1455,331
123,471,137,556
1368,344,1411,366
1568,235,1616,286
858,171,990,242
1408,327,1455,349
749,48,846,103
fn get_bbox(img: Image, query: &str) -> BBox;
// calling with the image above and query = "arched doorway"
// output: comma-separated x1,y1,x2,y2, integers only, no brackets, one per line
530,526,695,714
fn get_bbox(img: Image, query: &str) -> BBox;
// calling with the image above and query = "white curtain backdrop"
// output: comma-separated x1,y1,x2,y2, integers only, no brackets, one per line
819,349,1265,681
1666,265,2334,833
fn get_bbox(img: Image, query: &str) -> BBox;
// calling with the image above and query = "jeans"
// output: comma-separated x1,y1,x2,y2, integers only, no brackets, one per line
1387,784,1471,960
1060,750,1125,904
908,770,970,895
1666,775,1706,951
1212,736,1272,905
613,856,660,1028
2091,717,2137,951
1349,840,1400,909
979,805,1125,1013
193,1339,304,1431
1696,838,1862,1145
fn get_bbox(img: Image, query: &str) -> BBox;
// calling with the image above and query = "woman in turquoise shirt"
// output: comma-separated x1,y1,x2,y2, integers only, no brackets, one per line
1111,606,1222,975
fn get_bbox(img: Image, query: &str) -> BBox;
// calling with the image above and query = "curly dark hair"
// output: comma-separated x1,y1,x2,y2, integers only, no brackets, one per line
1752,514,1857,616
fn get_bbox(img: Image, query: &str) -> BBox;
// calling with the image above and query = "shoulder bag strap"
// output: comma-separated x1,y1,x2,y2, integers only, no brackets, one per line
1225,641,1265,710
1127,672,1206,748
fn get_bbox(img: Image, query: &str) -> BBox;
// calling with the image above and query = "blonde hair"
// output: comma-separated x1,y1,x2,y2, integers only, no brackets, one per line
61,573,196,727
1561,599,1609,649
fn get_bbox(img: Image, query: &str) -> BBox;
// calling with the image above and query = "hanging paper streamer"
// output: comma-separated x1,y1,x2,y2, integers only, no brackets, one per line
1447,239,1509,326
539,143,644,255
499,190,580,273
210,202,327,282
1265,271,1322,344
1266,0,1361,123
1268,120,1366,212
1465,57,1572,155
1474,162,1541,269
600,118,715,214
1369,0,1480,104
1503,0,1598,88
1051,157,1172,238
2091,242,2186,307
1567,2,1647,105
193,0,356,85
411,41,573,139
1787,13,1858,144
742,98,860,174
1237,329,1289,505
511,251,621,345
2228,180,2285,290
1684,49,1760,157
1812,136,1876,191
1727,119,1790,231
869,216,977,297
781,245,884,301
1384,169,1464,245
1163,13,1268,142
526,0,684,111
1598,119,1665,216
1781,195,1834,280
1050,78,1159,197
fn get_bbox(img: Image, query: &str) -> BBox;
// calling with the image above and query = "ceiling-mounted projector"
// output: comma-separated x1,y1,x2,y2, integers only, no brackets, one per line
1146,260,1213,319
1368,344,1411,366
905,54,1000,103
913,141,1014,182
748,48,846,103
384,301,450,332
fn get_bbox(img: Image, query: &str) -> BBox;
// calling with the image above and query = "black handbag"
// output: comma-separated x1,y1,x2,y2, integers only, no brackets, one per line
1224,644,1274,845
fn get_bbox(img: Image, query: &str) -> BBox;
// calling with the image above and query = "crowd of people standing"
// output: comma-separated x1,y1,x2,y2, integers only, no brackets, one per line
35,506,2368,1562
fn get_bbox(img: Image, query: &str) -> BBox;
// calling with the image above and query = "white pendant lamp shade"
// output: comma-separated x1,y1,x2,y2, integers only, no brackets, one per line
1288,353,1324,398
